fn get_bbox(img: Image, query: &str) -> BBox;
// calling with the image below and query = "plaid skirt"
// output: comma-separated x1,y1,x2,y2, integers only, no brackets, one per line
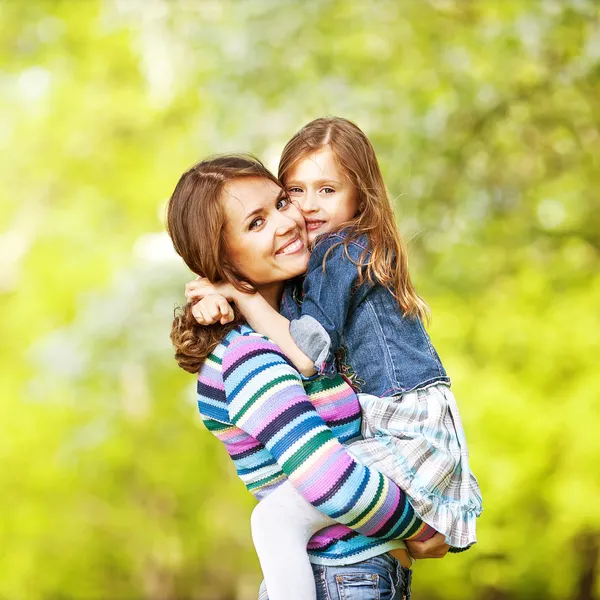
346,383,482,549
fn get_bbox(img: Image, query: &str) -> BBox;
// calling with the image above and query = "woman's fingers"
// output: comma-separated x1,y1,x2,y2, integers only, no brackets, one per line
405,533,449,559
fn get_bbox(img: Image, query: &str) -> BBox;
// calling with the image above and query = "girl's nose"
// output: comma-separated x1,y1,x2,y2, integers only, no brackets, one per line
300,191,318,214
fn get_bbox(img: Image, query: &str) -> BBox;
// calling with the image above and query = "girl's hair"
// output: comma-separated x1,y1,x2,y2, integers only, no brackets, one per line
166,154,281,373
278,116,430,322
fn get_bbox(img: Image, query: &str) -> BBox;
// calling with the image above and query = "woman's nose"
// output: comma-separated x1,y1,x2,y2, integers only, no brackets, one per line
274,212,296,236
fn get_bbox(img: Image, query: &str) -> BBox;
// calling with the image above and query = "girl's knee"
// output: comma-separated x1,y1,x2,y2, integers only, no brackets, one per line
251,495,292,535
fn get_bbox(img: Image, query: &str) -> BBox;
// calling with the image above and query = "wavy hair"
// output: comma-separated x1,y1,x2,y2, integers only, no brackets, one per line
278,116,430,322
166,155,281,372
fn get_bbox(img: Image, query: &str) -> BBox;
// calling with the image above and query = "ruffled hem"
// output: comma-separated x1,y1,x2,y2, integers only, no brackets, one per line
412,490,482,549
376,437,483,549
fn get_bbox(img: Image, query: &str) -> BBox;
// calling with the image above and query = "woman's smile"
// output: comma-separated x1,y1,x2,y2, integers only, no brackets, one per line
276,236,305,256
223,177,309,288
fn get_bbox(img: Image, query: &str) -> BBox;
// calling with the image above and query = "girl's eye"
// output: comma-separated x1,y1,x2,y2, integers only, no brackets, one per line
249,217,264,230
276,195,291,210
287,187,303,194
322,187,335,194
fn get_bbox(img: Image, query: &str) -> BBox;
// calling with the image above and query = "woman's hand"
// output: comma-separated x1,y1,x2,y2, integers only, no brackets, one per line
405,533,449,560
191,294,235,325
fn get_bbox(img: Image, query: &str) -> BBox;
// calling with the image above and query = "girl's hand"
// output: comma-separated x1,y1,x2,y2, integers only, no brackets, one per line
405,533,449,560
191,294,235,325
185,277,238,304
185,277,220,302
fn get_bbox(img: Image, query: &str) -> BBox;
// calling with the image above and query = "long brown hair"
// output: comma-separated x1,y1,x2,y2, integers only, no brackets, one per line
166,155,281,373
278,116,430,322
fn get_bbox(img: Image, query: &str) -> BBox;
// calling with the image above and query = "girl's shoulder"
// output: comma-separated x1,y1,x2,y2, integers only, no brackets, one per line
310,229,371,267
313,228,369,250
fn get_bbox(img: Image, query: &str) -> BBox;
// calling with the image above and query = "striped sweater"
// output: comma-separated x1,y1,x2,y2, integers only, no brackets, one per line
197,325,434,565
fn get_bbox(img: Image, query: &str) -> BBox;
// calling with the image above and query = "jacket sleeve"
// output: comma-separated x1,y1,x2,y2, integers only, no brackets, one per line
222,333,432,541
289,235,372,377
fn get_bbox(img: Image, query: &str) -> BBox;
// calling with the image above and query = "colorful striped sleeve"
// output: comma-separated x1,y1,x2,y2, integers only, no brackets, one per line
222,332,435,541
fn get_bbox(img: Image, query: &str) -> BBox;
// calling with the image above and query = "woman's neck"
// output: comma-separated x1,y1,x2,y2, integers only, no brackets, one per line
255,281,284,311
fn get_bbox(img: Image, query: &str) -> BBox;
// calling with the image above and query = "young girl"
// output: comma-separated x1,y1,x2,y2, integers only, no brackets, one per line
188,117,482,599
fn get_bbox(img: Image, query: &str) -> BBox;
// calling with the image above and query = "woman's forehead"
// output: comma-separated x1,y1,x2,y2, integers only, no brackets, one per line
224,177,279,202
223,177,281,222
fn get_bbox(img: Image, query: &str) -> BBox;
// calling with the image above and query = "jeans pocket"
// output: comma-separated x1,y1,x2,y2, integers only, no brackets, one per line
335,573,379,600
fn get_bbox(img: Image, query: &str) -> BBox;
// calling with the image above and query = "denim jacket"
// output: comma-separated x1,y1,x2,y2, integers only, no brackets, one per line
280,231,450,397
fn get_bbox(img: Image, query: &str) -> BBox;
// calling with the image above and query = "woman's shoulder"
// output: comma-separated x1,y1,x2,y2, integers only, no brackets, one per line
202,324,260,365
220,324,286,364
219,323,266,350
219,325,298,387
224,322,256,341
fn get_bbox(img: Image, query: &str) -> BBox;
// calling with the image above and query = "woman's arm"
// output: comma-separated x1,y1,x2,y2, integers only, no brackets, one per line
222,332,435,542
406,533,450,559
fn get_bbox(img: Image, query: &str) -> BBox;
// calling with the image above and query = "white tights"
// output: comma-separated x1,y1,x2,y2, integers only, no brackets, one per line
251,481,336,600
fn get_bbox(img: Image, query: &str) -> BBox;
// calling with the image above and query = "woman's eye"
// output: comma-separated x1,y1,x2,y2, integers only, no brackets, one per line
322,187,335,194
249,217,264,230
287,187,303,194
277,196,290,210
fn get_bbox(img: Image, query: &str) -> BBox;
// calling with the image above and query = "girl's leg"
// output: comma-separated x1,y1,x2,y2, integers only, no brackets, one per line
258,580,268,600
251,480,336,600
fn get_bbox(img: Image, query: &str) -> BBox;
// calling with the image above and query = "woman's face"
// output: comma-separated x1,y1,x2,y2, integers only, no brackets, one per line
223,177,310,289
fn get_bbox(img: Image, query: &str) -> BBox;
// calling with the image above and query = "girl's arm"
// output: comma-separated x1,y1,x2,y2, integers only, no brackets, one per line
223,332,435,542
287,234,373,377
186,279,316,377
185,231,371,378
233,293,315,377
229,235,369,378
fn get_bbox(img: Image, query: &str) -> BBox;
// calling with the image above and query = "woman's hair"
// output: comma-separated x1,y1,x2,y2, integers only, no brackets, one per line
166,154,281,373
278,116,429,322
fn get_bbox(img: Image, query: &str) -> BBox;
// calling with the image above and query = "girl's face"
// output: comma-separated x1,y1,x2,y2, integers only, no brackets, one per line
223,177,310,291
284,146,359,244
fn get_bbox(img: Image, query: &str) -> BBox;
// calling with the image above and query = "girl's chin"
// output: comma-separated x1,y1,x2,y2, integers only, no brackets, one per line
307,228,330,243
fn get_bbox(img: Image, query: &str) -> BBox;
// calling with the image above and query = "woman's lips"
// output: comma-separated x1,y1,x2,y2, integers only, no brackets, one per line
306,220,326,231
276,236,305,256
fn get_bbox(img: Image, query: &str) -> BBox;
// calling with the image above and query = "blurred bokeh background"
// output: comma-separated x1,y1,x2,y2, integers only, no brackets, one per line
1,0,599,598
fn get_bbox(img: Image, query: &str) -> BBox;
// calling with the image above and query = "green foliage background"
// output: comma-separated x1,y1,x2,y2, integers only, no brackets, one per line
1,1,599,598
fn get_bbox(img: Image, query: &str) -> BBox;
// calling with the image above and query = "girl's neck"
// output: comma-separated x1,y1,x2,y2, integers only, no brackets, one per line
256,281,285,310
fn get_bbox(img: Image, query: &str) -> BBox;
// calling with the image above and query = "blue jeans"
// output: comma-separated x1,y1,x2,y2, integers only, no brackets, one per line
257,553,412,600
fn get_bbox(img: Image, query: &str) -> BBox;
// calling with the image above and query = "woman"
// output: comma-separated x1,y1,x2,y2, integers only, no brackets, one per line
167,155,447,600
